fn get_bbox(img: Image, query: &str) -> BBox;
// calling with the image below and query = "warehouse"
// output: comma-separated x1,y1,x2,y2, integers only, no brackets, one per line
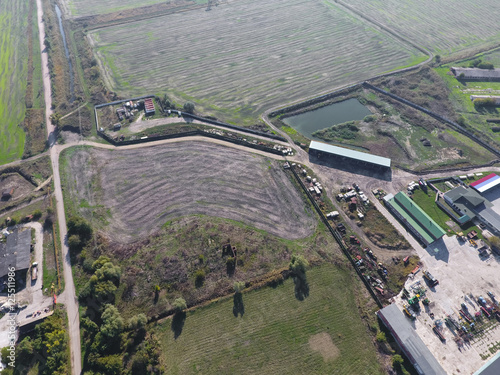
377,304,446,375
308,141,391,170
384,192,446,246
470,173,500,194
474,352,500,375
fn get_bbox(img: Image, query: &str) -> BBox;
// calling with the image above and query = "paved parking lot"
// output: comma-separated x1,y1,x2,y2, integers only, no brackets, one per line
394,235,500,375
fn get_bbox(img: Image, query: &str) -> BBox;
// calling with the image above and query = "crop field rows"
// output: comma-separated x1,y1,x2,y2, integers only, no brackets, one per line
90,0,424,124
62,142,316,243
0,0,29,164
344,0,500,54
155,264,384,375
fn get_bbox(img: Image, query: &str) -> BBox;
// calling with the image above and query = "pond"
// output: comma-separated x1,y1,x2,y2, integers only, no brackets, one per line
283,98,371,140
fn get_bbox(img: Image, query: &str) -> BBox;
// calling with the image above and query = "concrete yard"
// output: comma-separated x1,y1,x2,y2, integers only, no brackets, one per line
393,235,500,375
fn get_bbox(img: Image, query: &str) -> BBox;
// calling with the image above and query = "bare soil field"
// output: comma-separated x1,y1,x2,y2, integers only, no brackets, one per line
0,173,35,209
343,0,500,55
61,141,317,243
89,0,424,124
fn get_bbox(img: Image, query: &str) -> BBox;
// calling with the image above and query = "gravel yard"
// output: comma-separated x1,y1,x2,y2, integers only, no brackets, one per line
393,235,500,375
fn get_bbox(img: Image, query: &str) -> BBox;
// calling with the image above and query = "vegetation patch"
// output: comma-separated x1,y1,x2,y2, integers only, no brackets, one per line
360,205,411,250
153,264,384,374
309,332,340,362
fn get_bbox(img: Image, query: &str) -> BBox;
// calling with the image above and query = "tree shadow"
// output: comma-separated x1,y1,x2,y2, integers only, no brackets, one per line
293,275,309,301
171,311,186,339
233,292,245,317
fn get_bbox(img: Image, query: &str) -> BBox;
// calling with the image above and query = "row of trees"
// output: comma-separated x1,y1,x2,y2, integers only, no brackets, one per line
160,94,195,114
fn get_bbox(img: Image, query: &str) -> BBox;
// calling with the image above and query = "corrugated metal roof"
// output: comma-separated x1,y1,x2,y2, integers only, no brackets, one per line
0,229,31,278
377,304,447,375
474,351,500,375
309,140,391,168
470,173,497,187
452,67,500,79
392,192,446,241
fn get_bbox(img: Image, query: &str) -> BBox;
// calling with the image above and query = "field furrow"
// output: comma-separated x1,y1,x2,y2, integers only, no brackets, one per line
63,142,317,243
91,0,424,123
344,0,500,54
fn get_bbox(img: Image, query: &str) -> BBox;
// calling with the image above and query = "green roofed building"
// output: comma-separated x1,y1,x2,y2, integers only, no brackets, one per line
384,192,446,246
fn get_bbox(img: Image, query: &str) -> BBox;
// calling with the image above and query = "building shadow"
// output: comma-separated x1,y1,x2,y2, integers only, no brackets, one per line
425,238,449,263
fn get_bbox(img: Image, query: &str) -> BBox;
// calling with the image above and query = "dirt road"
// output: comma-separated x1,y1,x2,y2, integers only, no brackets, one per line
36,0,82,373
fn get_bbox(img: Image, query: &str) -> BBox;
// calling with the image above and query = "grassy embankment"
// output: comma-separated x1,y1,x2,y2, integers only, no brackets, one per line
154,264,385,375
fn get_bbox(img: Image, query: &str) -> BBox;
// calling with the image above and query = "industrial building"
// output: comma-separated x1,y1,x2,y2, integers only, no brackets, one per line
470,173,500,194
0,229,31,288
444,186,500,233
377,304,447,375
308,140,391,170
451,67,500,81
384,192,446,246
474,352,500,375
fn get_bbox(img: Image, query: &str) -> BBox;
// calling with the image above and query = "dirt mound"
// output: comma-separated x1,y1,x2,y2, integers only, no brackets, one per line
308,332,340,362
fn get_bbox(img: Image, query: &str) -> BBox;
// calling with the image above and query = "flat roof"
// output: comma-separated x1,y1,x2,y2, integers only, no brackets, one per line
0,229,31,278
388,192,446,243
309,140,391,168
474,351,500,375
378,304,446,375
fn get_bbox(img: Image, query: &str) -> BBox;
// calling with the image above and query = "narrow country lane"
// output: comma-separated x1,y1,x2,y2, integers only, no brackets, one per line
36,0,82,373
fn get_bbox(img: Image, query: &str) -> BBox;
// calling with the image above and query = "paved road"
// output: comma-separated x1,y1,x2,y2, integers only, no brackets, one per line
36,0,81,373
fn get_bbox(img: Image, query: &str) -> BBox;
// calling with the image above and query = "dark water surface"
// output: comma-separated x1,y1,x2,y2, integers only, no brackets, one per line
283,99,371,140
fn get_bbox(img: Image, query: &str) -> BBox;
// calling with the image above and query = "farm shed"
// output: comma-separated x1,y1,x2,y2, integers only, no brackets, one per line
474,351,500,375
470,173,500,193
144,98,155,115
309,140,391,170
0,229,31,286
377,304,446,375
451,67,500,81
383,192,445,246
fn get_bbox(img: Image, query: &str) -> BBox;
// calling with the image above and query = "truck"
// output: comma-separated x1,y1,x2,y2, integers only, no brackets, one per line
423,270,439,286
31,262,38,281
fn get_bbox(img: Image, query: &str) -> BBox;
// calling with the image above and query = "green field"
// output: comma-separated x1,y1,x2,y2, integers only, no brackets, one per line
0,1,29,164
154,264,384,375
345,0,500,55
90,0,424,125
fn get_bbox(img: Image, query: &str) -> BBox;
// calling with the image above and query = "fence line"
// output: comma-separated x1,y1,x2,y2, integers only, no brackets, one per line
288,165,384,308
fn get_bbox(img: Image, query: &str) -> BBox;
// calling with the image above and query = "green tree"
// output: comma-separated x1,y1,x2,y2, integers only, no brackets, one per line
68,234,81,252
233,281,245,293
128,313,148,330
67,216,92,242
183,101,195,114
289,254,309,275
489,236,500,250
101,304,124,339
173,297,187,312
376,331,387,343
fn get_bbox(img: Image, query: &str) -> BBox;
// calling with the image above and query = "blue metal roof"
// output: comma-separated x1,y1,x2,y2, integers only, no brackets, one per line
309,140,391,168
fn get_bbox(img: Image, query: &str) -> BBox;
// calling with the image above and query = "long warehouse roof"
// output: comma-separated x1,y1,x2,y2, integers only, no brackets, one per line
378,304,447,375
309,141,391,168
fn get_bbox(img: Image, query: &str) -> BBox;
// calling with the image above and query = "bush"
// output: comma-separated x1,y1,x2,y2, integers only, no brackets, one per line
194,269,205,287
67,216,92,242
173,297,187,312
376,331,386,342
183,101,195,114
32,210,43,220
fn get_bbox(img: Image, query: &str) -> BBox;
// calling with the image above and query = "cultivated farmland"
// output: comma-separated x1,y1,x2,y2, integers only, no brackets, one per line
344,0,500,55
154,264,385,375
90,0,424,124
62,0,183,17
61,141,316,243
0,1,29,164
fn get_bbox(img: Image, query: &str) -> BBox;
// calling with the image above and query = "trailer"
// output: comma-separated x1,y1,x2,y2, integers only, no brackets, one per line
433,326,446,342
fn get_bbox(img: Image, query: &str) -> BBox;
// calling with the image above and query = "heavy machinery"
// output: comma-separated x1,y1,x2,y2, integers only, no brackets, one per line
403,304,416,320
423,270,439,286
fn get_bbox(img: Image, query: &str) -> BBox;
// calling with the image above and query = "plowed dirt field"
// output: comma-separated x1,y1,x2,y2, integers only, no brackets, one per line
62,141,316,243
